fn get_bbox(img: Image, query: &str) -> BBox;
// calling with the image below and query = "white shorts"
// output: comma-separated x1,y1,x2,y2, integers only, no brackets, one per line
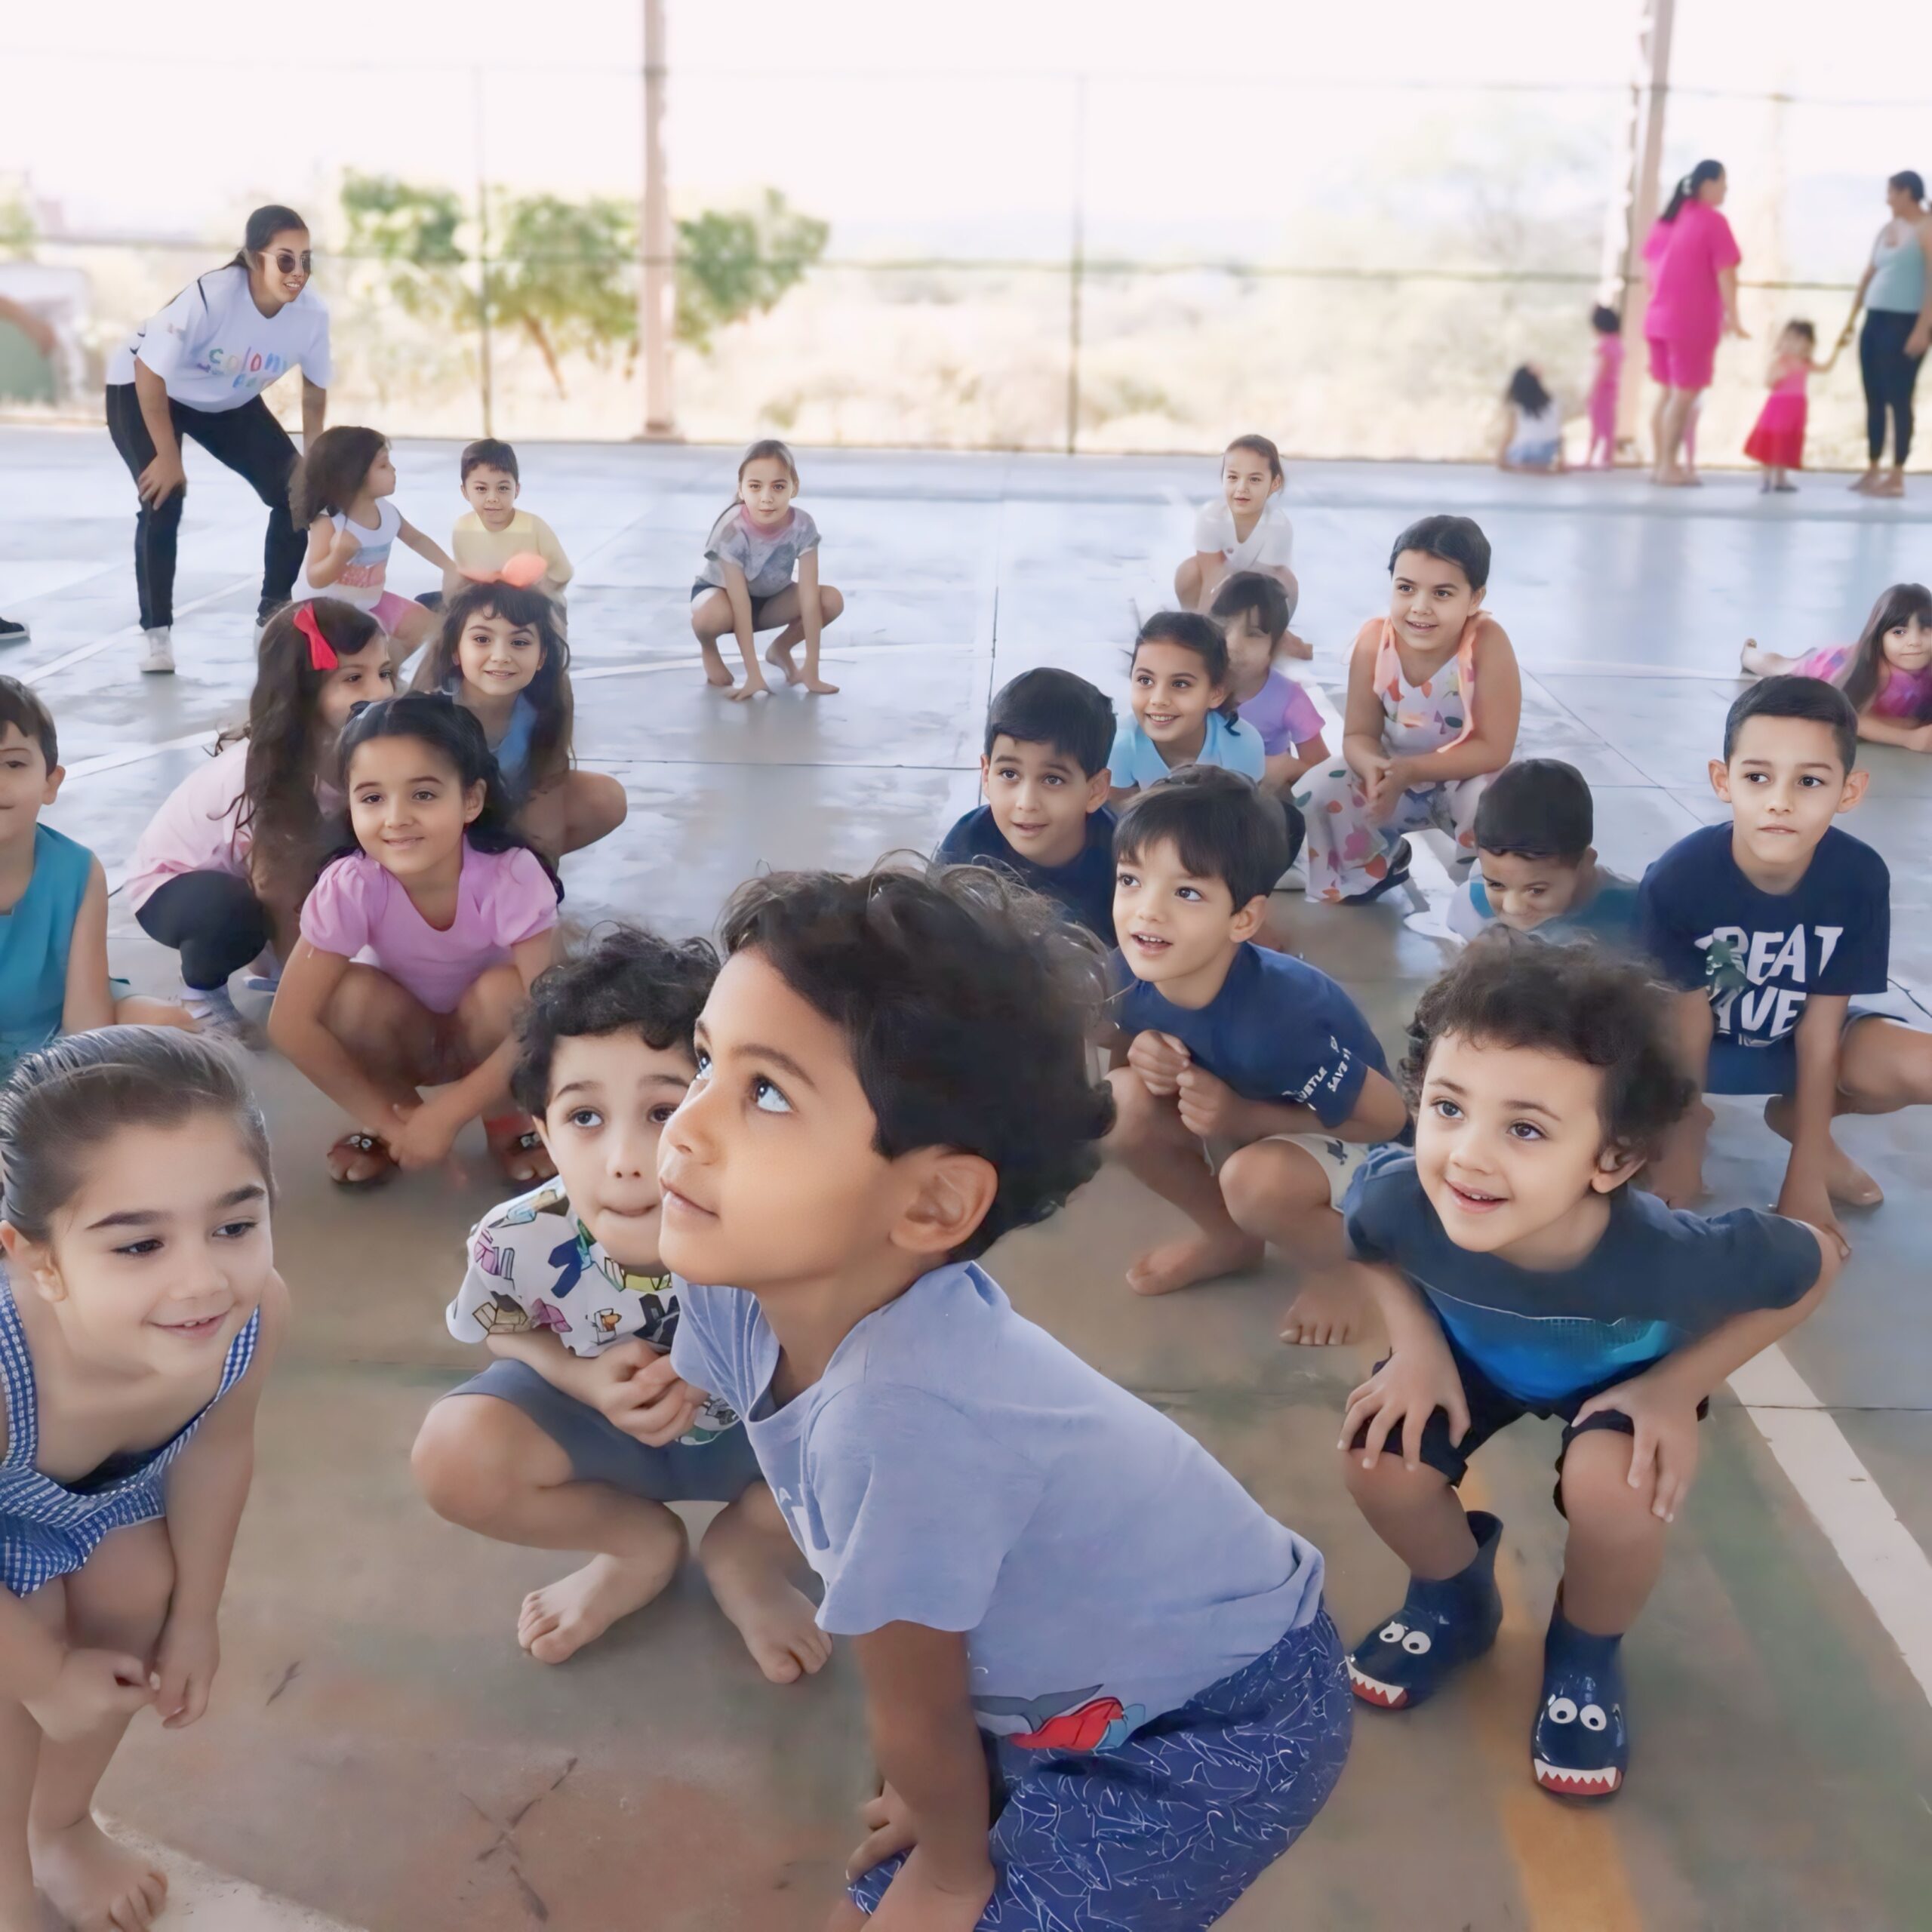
1210,1131,1372,1210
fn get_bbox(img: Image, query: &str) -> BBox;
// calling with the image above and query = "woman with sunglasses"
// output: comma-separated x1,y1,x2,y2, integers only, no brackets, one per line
105,205,333,675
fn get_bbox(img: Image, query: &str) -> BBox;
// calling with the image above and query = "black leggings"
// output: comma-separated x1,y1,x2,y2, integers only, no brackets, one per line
134,870,272,992
1860,310,1926,465
1278,793,1306,870
104,383,303,629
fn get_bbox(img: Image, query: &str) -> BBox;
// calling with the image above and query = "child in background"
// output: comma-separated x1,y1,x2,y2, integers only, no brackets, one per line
126,599,396,1038
0,1029,286,1930
1447,759,1639,947
411,579,628,860
659,864,1350,1930
290,426,454,665
1743,321,1834,492
1213,570,1327,866
934,666,1118,943
691,439,843,701
1741,581,1932,752
1106,768,1410,1344
1109,611,1266,804
445,438,573,617
1638,677,1932,1248
1585,306,1624,468
1176,434,1299,617
1497,367,1564,472
269,694,560,1189
0,680,190,1069
1296,515,1521,904
1337,940,1836,1798
413,927,828,1681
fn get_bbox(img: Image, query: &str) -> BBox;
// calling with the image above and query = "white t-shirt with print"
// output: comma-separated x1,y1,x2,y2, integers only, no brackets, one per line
1192,497,1295,570
107,264,332,411
291,501,401,611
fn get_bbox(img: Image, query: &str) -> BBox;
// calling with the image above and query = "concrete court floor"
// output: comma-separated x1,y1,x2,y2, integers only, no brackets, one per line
2,425,1931,1932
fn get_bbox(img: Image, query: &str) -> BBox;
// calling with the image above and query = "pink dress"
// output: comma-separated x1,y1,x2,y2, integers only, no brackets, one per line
1588,334,1624,448
1791,644,1932,722
1744,362,1810,469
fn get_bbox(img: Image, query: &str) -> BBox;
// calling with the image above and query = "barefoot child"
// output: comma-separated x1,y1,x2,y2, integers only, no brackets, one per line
1337,938,1836,1798
0,681,190,1069
934,667,1118,943
1106,768,1410,1344
290,426,456,667
1109,612,1266,804
445,438,573,618
1638,676,1932,1249
1175,434,1298,617
658,863,1350,1930
125,599,396,1038
1295,515,1521,903
414,578,628,860
0,1028,287,1929
1743,321,1834,492
269,694,561,1189
1447,760,1639,947
1741,581,1932,753
691,440,843,700
411,926,828,1680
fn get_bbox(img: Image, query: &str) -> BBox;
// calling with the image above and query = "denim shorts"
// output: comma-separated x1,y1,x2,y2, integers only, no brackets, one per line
442,1357,761,1503
1704,990,1919,1098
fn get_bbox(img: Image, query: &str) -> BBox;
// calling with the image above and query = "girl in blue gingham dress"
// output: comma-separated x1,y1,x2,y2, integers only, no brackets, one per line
0,1027,283,1932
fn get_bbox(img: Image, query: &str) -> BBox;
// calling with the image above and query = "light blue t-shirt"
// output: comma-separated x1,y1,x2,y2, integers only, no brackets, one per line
1109,710,1266,792
671,1260,1323,1749
1447,868,1639,949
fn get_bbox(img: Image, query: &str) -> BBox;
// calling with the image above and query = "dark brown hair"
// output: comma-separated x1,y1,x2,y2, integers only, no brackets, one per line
412,581,574,791
0,676,58,769
1224,433,1283,482
1834,582,1932,721
291,425,389,525
1132,611,1241,723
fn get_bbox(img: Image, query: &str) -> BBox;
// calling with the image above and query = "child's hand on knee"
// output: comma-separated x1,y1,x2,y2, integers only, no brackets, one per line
155,1614,220,1728
846,1780,917,1880
1126,1029,1190,1097
1342,1340,1469,1473
24,1647,156,1742
1175,1063,1247,1140
1574,1374,1702,1523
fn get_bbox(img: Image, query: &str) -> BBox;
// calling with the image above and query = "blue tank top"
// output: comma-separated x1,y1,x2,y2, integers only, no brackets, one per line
0,826,93,1069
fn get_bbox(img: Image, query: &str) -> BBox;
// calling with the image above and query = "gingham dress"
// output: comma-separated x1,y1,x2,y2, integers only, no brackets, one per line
0,1282,260,1597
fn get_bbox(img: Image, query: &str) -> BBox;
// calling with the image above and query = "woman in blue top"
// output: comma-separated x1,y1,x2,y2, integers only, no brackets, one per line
1840,171,1932,498
1109,611,1267,802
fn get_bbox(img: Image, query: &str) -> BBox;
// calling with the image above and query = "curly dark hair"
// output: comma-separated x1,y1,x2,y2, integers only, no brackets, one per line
291,425,388,525
1401,933,1694,1167
511,924,719,1115
412,580,574,792
718,861,1115,1263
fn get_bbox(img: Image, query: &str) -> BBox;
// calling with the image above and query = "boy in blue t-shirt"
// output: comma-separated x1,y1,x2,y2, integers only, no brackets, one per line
660,864,1349,1930
1104,764,1410,1345
1638,676,1932,1250
1447,758,1638,947
1338,937,1835,1800
934,666,1118,944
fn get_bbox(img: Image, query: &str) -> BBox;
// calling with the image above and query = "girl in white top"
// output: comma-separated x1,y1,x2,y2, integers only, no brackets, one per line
1497,365,1565,472
1176,433,1299,620
290,427,454,669
104,205,332,675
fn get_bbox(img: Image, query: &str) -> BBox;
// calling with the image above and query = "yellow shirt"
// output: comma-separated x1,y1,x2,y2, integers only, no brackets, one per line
446,509,573,610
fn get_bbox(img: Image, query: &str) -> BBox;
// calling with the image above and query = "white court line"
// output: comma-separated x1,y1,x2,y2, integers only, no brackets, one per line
25,575,257,686
1727,1346,1932,1707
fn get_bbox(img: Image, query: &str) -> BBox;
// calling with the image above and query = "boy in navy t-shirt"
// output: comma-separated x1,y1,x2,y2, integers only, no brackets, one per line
935,666,1118,944
1104,765,1410,1345
1638,676,1932,1249
659,864,1349,1930
1339,936,1835,1799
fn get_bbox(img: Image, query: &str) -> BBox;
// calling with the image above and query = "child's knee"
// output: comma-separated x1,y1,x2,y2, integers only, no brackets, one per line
68,1521,174,1647
1559,1430,1660,1536
1219,1139,1327,1230
818,584,844,622
1341,1441,1447,1509
411,1398,528,1527
579,772,629,838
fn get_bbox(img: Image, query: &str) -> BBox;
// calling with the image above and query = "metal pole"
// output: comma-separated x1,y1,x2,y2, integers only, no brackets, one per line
1617,0,1675,451
640,0,676,438
473,64,494,436
1065,72,1087,457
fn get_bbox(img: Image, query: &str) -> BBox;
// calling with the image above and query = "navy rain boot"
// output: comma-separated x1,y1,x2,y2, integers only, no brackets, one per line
1531,1601,1629,1798
1347,1510,1503,1709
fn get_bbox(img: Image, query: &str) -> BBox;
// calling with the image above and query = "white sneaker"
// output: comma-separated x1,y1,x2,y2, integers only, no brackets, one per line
180,984,252,1044
140,627,175,675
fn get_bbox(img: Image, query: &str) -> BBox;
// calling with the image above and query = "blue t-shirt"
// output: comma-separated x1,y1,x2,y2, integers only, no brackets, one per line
670,1261,1323,1746
935,804,1118,946
1343,1149,1821,1404
1111,940,1389,1129
1637,824,1889,1050
1448,867,1640,949
1109,711,1266,792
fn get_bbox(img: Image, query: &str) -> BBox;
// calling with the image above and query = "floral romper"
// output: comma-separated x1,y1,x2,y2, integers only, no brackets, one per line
1296,615,1494,903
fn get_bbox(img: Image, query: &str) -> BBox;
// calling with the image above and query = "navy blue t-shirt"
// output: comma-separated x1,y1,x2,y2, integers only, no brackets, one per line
1111,940,1389,1130
1343,1149,1821,1404
937,804,1118,946
1637,823,1890,1050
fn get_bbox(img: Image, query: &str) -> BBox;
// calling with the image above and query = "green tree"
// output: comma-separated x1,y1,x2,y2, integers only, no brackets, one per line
675,189,829,353
340,173,466,324
490,193,638,392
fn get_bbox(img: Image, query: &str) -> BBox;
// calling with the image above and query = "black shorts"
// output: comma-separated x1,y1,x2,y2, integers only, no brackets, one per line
690,578,784,628
1349,1339,1709,1515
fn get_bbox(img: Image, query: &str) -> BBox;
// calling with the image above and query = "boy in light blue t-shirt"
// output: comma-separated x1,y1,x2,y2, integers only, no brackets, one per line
662,863,1349,1931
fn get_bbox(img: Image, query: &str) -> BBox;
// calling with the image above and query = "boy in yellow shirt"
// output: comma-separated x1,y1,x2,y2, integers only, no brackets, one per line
445,438,573,618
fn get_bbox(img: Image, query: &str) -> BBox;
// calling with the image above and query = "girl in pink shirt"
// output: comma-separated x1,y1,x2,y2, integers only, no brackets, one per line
269,693,560,1187
1586,305,1624,467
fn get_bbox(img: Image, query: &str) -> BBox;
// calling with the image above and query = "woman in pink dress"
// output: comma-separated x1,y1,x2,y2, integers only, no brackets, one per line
1642,160,1746,486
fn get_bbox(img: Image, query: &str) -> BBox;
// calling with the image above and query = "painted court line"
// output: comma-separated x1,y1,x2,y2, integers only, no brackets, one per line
1726,1345,1932,1707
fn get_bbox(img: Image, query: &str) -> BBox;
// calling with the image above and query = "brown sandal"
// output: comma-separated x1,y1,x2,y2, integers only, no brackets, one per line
328,1131,396,1189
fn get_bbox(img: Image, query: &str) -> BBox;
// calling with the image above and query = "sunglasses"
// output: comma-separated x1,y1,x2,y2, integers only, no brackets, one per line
272,251,315,275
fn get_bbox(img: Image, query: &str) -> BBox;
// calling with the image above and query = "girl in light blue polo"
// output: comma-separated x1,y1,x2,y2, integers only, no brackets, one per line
1109,611,1266,803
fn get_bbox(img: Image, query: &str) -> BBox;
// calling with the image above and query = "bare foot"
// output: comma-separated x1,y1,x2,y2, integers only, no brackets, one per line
1763,1099,1884,1207
1126,1229,1263,1297
1281,628,1314,662
728,675,770,704
700,641,734,688
703,1547,832,1684
31,1817,168,1932
518,1550,684,1665
764,641,803,685
1279,1272,1367,1346
485,1116,555,1186
798,674,839,695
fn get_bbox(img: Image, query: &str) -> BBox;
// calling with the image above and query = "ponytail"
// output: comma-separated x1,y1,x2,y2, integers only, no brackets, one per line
1659,160,1724,226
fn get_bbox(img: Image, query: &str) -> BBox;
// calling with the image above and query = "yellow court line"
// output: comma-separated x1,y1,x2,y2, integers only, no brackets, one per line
1457,1469,1647,1932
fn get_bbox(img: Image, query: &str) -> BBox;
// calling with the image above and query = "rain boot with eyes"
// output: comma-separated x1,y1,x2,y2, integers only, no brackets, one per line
1346,1510,1503,1710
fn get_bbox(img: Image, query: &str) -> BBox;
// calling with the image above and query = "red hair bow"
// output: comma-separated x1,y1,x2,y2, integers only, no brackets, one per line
460,551,549,590
293,602,339,672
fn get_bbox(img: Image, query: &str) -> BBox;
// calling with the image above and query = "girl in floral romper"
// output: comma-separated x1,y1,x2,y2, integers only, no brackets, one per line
1297,515,1522,903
